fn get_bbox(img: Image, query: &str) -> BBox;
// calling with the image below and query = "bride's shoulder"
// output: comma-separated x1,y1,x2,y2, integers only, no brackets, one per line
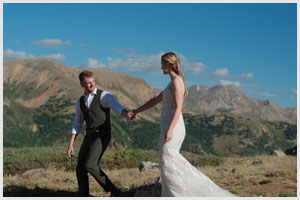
169,77,181,91
171,76,185,94
174,75,184,83
173,76,184,87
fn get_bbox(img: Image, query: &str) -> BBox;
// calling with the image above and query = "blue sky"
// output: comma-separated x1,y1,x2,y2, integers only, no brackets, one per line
3,3,297,108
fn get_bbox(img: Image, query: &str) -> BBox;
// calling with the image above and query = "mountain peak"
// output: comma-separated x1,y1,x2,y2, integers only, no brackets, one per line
184,84,296,124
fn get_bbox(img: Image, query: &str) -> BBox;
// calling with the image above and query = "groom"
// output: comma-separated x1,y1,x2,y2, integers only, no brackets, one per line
67,70,133,197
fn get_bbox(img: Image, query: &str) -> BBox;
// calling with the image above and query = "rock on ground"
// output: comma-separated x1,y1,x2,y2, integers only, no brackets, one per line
134,177,161,197
252,159,263,165
139,161,159,172
271,150,286,157
22,168,45,177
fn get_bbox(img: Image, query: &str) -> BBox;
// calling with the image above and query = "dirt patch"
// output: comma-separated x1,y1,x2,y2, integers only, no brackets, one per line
246,183,296,197
16,83,64,108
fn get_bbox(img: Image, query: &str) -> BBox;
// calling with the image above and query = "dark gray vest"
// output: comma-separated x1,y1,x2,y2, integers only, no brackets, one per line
80,89,111,133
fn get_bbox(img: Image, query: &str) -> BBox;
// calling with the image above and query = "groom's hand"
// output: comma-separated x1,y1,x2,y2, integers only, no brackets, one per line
121,109,133,120
67,145,74,158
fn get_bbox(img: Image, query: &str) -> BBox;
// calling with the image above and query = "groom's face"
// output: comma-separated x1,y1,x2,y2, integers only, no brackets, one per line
80,76,95,94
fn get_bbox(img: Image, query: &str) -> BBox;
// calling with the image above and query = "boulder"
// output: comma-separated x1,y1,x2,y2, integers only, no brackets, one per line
139,161,159,172
252,159,263,165
271,150,286,157
134,177,161,197
22,168,45,177
285,146,297,156
63,178,77,183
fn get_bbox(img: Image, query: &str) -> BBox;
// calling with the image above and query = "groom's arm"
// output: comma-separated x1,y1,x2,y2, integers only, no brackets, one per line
67,99,83,158
100,91,129,119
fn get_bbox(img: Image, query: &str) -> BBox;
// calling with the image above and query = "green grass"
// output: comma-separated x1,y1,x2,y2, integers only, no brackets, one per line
229,190,240,195
259,179,273,185
253,191,266,197
3,146,224,175
279,192,297,197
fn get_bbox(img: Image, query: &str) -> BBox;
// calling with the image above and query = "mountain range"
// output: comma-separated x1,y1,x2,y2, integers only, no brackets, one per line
3,58,297,156
183,85,296,124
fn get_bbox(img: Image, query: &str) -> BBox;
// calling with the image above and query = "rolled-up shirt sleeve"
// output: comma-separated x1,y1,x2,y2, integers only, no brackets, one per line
100,91,126,115
71,99,84,134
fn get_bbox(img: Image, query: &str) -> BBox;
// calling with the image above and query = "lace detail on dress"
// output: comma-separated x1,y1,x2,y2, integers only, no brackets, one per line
159,80,235,197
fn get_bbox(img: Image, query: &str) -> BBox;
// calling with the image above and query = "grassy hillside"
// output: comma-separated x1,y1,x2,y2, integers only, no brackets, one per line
182,113,296,156
4,94,296,157
3,96,75,147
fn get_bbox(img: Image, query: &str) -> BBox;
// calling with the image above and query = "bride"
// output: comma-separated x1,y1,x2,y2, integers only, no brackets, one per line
132,52,235,197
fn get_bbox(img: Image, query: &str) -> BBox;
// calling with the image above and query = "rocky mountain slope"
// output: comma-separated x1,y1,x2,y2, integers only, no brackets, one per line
184,85,296,124
4,58,161,121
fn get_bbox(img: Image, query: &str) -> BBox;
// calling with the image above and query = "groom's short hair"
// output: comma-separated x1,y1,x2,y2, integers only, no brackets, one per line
79,70,94,82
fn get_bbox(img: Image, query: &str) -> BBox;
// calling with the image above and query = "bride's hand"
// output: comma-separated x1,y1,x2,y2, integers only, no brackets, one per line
165,130,173,142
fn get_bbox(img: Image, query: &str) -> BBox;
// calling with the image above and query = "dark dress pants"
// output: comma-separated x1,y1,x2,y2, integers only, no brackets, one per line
76,131,119,197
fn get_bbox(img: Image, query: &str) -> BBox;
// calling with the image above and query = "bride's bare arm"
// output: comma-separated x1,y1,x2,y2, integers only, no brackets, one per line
134,92,163,114
165,77,184,142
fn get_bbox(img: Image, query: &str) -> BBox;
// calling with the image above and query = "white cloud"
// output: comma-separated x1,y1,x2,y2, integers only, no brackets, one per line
4,49,35,60
241,72,254,79
83,58,107,69
42,53,66,60
245,89,275,98
106,51,207,75
288,89,297,94
262,93,275,97
213,68,230,77
178,54,207,75
4,49,68,61
258,92,275,98
63,40,71,45
108,52,163,74
32,38,72,48
220,80,241,87
276,88,296,100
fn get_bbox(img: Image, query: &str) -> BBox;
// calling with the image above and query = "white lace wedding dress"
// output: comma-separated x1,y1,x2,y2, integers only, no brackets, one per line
159,81,235,197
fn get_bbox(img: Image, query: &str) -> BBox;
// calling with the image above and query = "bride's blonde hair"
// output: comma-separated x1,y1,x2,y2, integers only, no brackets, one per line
161,52,188,97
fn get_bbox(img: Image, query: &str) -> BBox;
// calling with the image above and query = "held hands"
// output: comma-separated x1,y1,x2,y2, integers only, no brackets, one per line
127,109,138,120
127,111,135,120
122,109,135,120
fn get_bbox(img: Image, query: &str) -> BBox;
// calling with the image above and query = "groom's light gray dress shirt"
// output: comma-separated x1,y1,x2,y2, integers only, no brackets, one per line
71,88,125,135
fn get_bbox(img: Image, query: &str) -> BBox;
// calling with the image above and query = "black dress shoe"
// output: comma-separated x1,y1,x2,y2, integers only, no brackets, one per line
110,191,130,197
109,190,122,197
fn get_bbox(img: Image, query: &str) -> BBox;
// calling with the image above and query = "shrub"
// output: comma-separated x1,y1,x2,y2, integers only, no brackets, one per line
259,179,273,185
